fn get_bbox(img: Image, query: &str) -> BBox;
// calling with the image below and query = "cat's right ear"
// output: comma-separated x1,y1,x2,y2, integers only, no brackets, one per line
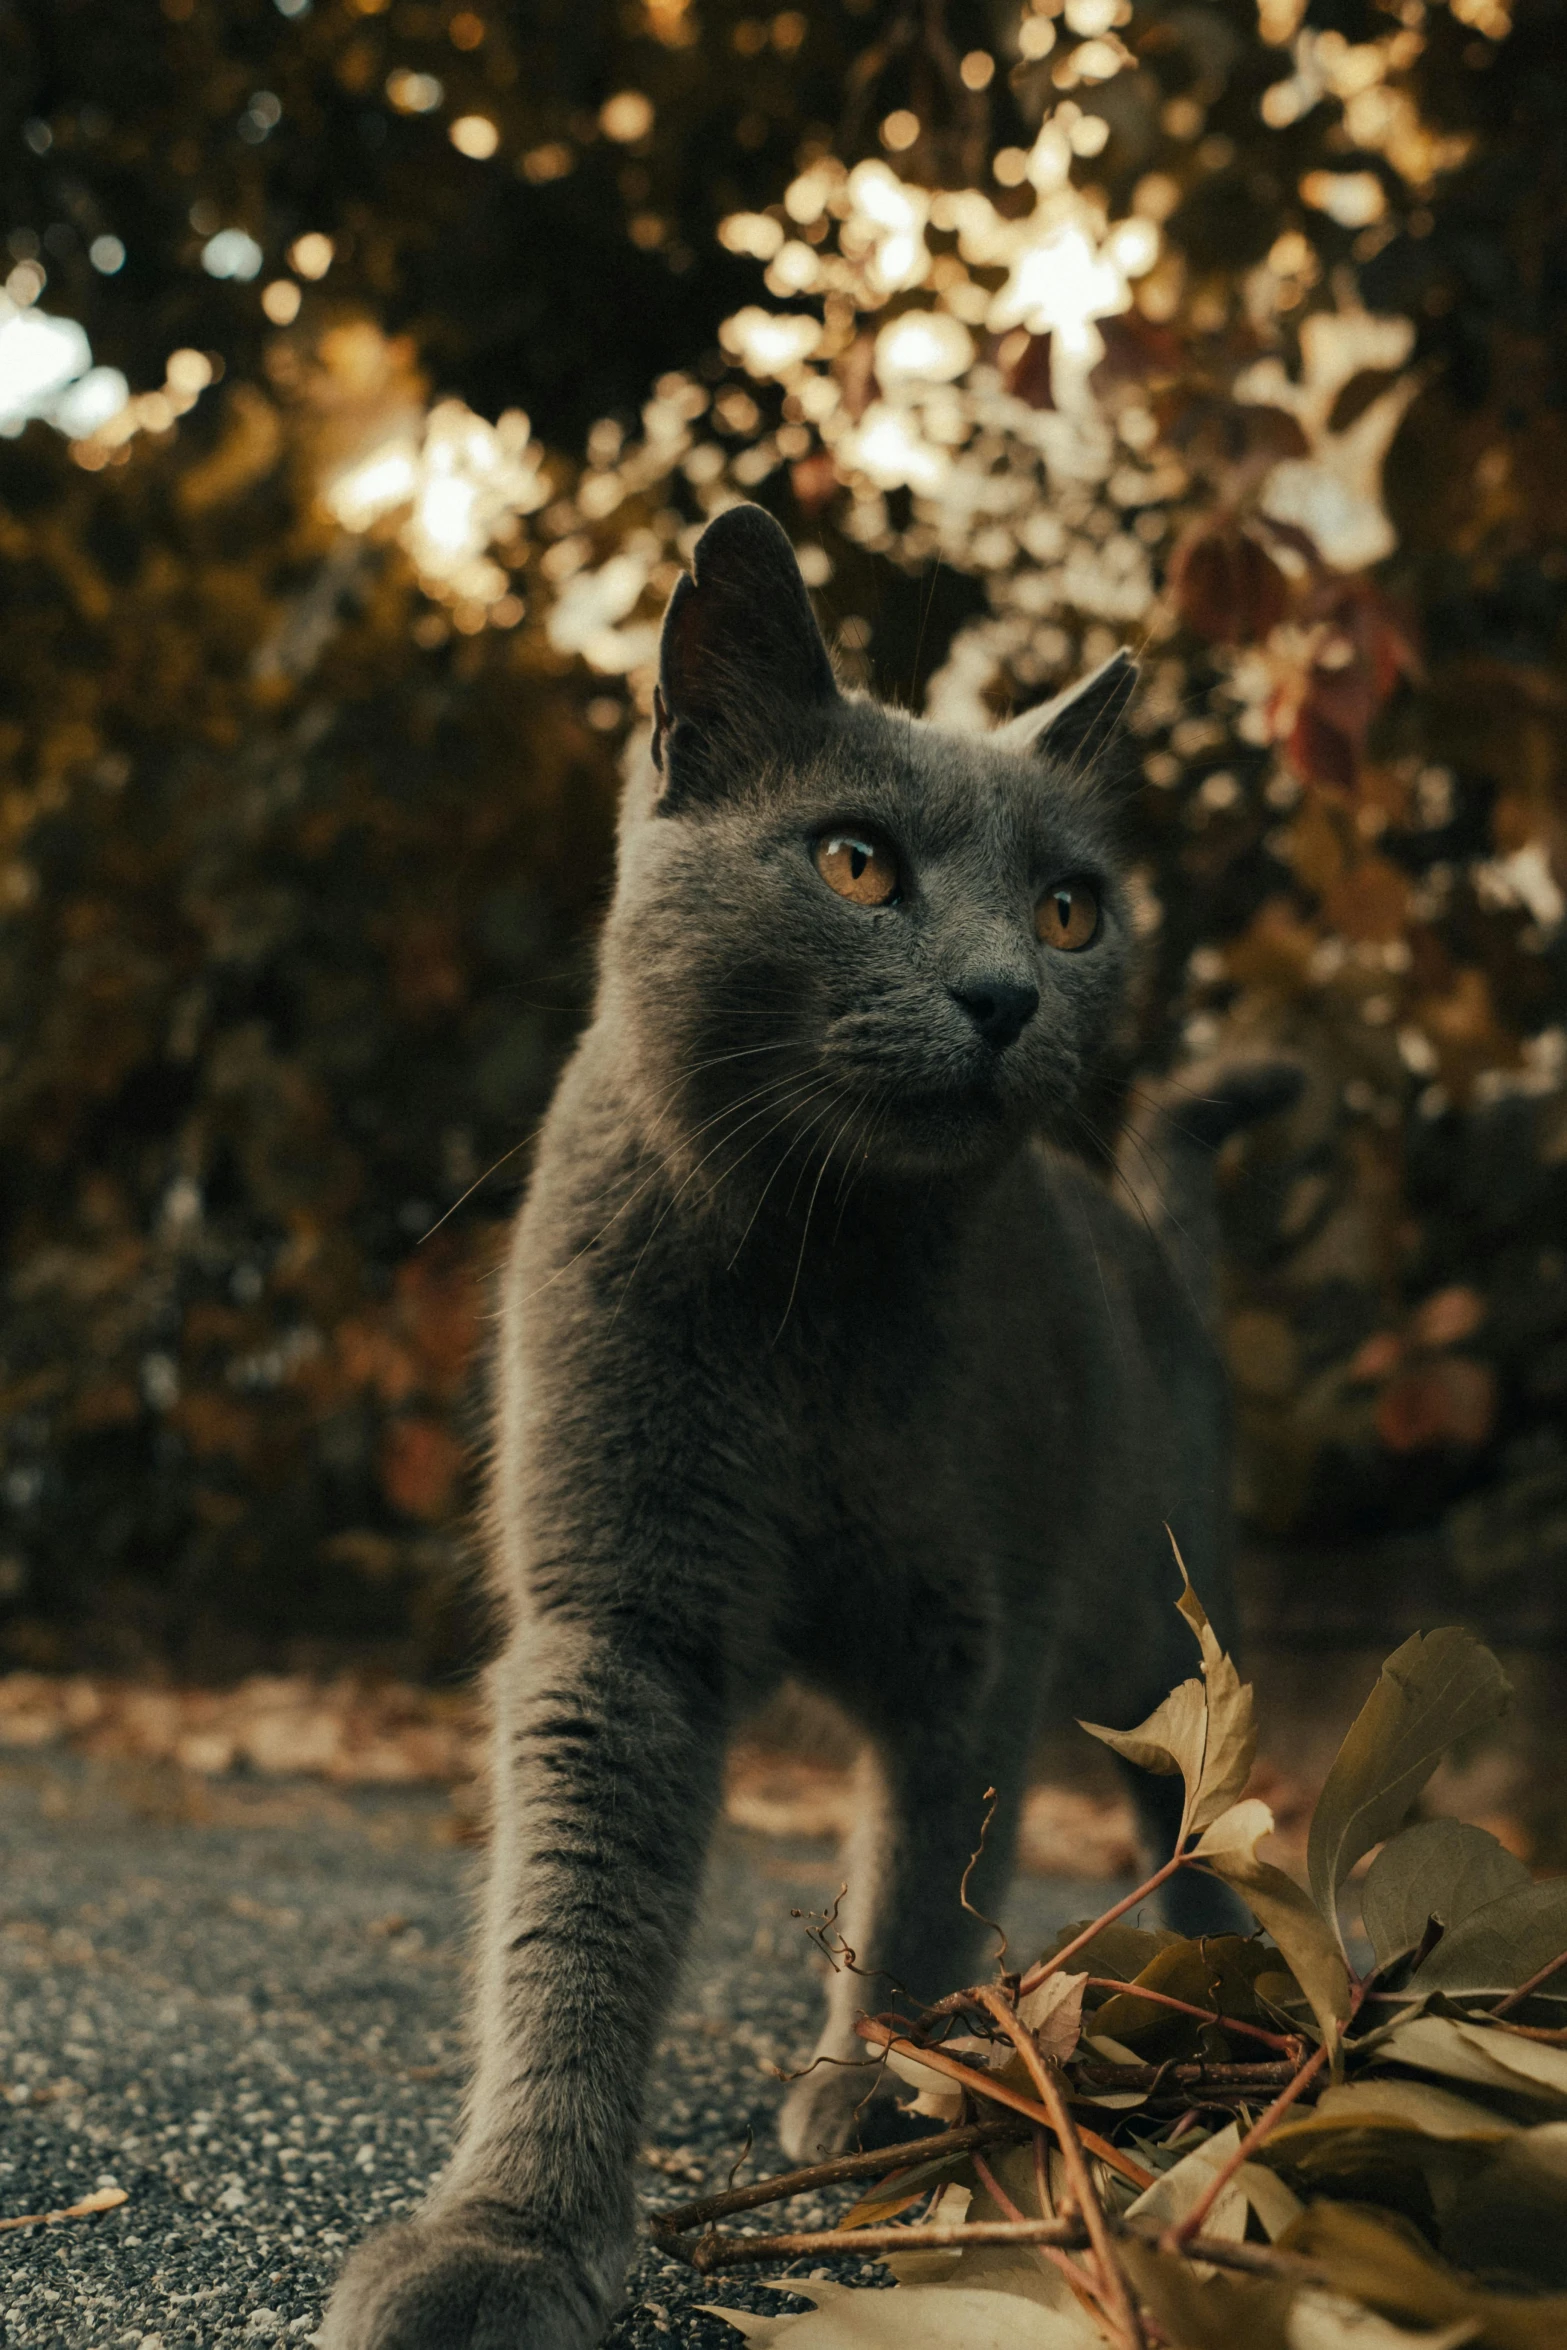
651,504,839,809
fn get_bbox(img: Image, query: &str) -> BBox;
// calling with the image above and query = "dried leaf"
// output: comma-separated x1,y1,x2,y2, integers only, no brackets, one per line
1194,1801,1353,2050
1079,1545,1255,1849
958,2147,1104,2324
1118,2236,1296,2350
1283,2202,1567,2349
1373,2015,1567,2102
1174,1551,1259,1834
1127,2120,1252,2244
1413,1879,1567,1996
1079,1677,1208,1816
1360,1819,1530,1970
837,2148,977,2233
1126,2119,1301,2251
1305,1630,1511,1947
1286,2292,1477,2349
1029,1919,1177,1985
1091,1935,1278,2057
1273,2078,1517,2143
701,2280,1097,2347
1016,1970,1087,2061
1441,2123,1567,2288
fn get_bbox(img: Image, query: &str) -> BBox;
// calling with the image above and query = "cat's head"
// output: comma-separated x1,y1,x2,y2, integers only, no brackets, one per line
602,503,1139,1187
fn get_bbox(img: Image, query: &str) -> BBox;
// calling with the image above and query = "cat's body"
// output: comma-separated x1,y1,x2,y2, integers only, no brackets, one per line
322,507,1292,2350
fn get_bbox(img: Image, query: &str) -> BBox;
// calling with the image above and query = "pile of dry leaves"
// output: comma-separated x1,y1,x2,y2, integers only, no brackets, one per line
656,1560,1567,2349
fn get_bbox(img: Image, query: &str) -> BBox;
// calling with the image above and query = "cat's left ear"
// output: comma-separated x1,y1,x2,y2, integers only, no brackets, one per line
652,504,839,808
996,648,1138,777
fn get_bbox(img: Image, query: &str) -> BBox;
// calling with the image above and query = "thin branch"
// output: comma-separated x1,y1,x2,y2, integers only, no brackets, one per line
958,1783,1010,1974
647,2118,1028,2236
1017,1855,1186,1997
1073,2058,1298,2093
1119,2216,1332,2286
854,2019,1154,2189
1493,1945,1567,2018
1081,1978,1301,2057
976,1986,1146,2350
1161,2038,1328,2252
0,2187,126,2234
677,2216,1088,2273
974,2149,1118,2337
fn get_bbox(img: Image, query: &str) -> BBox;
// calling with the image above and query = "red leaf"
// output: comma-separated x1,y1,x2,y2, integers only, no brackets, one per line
790,452,837,516
382,1416,465,1520
1003,330,1055,409
1375,1357,1497,1453
1172,524,1290,644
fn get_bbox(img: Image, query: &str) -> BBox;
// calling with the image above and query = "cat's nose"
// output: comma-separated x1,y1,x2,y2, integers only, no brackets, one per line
951,977,1040,1049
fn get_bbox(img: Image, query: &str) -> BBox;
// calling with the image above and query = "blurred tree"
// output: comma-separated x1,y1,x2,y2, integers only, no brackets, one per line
0,0,1563,1677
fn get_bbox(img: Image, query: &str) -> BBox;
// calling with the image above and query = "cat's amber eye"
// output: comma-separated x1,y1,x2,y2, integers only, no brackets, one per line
1036,880,1100,952
815,831,900,908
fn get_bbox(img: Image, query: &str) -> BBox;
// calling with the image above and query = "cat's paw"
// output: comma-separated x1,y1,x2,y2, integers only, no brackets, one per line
778,2062,907,2162
317,2204,616,2350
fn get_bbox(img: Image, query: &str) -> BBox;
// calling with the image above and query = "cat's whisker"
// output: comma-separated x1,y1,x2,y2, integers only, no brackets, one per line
772,1090,862,1346
516,1065,824,1312
606,1072,840,1324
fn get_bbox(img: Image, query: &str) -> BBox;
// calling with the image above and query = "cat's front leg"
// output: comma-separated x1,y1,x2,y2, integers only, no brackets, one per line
779,1677,1032,2162
320,1616,724,2350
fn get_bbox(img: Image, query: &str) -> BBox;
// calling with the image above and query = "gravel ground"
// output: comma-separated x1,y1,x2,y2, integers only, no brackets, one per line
0,1753,1123,2349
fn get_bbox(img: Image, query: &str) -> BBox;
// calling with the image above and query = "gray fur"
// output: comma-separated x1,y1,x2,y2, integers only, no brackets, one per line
321,505,1292,2350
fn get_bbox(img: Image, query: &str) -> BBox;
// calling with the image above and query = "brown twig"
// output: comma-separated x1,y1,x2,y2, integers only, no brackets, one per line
1073,2059,1298,2092
854,2018,1154,2189
976,1985,1147,2350
974,2149,1116,2332
1016,1855,1186,1996
0,2187,127,2234
1081,1978,1300,2057
1119,2215,1332,2286
675,2215,1088,2272
647,2117,1028,2236
1160,2038,1329,2252
667,2208,1340,2286
1493,1944,1567,2019
1164,1968,1376,2253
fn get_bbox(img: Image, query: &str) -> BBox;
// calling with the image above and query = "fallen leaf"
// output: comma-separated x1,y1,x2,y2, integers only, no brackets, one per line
1194,1801,1353,2049
837,2148,978,2233
1360,1819,1530,1971
1440,2122,1567,2288
1287,2290,1477,2348
1132,2124,1278,2246
701,2280,1096,2346
1284,2201,1567,2349
1090,1934,1280,2059
1119,2235,1296,2350
1305,1630,1511,1952
1016,1970,1087,2060
1273,2077,1517,2143
1372,2014,1567,2102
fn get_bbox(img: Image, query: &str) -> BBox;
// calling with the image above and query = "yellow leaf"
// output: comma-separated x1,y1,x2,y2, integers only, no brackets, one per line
1015,1970,1087,2062
1194,1801,1353,2051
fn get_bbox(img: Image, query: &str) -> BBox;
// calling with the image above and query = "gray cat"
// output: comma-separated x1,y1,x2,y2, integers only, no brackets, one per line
321,504,1294,2350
